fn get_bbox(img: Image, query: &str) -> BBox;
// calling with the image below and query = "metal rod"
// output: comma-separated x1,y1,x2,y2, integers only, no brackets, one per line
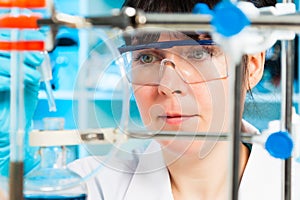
125,130,254,142
280,39,294,200
140,13,300,33
284,42,293,200
36,11,300,33
31,128,256,143
230,61,244,200
279,40,285,200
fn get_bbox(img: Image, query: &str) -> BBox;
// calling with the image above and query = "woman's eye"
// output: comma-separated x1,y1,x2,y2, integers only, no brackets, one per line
140,54,156,63
192,50,209,60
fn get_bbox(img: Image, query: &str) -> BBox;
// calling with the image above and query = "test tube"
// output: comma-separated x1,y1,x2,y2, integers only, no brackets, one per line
39,51,57,112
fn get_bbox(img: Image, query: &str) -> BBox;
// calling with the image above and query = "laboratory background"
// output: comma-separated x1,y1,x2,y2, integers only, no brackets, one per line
1,0,300,199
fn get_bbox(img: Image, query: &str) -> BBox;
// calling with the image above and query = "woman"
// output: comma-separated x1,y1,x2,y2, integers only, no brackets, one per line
0,0,298,199
69,0,300,200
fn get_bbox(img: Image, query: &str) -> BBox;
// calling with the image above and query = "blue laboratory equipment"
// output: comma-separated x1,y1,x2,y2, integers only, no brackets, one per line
50,28,79,91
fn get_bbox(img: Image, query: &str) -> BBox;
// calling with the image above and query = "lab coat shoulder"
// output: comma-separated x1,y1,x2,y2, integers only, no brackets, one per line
68,155,139,200
239,144,281,200
239,143,300,200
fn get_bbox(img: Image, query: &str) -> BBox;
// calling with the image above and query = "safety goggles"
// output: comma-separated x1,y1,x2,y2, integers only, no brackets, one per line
119,39,228,85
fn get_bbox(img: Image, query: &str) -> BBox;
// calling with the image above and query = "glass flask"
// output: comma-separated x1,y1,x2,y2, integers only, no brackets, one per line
24,118,87,200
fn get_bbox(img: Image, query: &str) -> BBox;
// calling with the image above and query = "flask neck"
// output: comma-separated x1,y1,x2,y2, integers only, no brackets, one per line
40,146,67,169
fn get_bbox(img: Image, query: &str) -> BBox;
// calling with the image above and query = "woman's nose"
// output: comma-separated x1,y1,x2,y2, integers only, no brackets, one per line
157,59,187,96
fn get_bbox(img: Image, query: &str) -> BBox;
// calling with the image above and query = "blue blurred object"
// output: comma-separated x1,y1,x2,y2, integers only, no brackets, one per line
193,1,250,37
0,30,44,177
265,131,294,159
212,1,250,37
192,3,212,15
49,28,79,91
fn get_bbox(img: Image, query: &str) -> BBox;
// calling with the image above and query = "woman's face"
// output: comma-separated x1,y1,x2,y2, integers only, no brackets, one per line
129,32,241,156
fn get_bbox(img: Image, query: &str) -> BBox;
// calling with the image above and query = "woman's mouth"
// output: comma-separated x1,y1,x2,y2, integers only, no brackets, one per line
158,114,199,125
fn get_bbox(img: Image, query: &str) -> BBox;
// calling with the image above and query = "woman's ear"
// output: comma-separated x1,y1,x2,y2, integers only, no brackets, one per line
247,51,265,90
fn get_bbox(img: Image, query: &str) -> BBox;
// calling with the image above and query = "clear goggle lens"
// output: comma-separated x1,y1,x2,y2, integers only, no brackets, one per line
120,39,228,85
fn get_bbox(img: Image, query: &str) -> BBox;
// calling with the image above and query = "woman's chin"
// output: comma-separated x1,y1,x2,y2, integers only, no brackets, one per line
158,140,206,156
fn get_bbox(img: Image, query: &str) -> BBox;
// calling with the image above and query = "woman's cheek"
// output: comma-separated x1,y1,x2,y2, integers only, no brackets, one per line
191,80,228,133
191,84,214,126
133,85,157,125
206,79,228,132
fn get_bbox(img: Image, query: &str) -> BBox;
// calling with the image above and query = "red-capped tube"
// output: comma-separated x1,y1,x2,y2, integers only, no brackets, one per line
0,41,44,51
0,0,46,8
0,14,41,29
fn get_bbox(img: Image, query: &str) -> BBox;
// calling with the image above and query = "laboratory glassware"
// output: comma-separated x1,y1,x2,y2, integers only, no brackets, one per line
24,118,87,200
38,51,57,112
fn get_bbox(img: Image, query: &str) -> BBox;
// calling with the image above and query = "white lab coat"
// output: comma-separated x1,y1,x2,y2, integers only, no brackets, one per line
69,128,300,200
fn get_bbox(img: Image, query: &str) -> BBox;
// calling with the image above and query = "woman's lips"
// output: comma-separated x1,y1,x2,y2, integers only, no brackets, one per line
158,114,199,125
